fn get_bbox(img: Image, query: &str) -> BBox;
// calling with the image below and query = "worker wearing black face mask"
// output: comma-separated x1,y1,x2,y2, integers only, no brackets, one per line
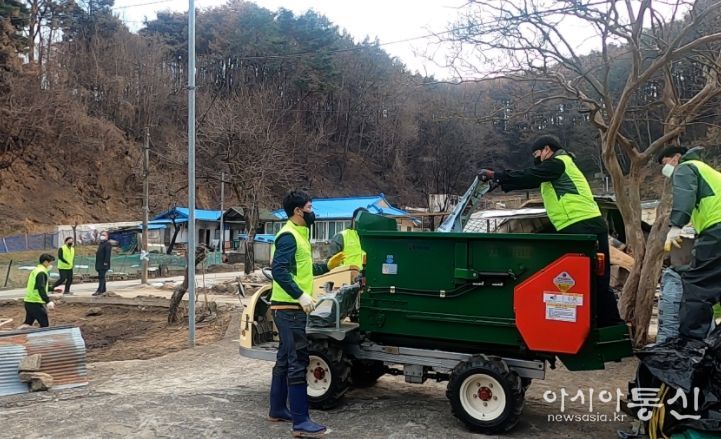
478,135,623,327
266,190,344,437
53,237,75,295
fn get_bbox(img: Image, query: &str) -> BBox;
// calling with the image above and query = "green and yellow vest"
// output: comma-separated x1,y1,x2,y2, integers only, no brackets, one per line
540,152,601,231
271,221,313,303
340,228,365,267
25,264,49,304
680,160,721,233
57,244,75,270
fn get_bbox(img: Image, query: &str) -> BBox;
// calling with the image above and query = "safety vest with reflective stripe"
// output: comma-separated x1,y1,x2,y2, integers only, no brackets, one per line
271,221,313,303
681,160,721,233
340,228,365,267
25,264,49,304
57,244,75,270
540,152,602,231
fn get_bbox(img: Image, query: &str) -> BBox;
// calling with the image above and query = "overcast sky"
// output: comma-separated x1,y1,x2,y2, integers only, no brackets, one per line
112,0,467,78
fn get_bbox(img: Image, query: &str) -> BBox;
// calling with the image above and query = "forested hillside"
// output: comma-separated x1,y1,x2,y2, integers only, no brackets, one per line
0,0,719,234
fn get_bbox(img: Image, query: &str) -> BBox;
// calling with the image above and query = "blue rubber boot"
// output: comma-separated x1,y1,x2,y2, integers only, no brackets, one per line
268,375,292,422
288,384,327,437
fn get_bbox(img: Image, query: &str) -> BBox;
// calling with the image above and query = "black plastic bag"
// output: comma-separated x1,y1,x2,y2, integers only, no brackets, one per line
629,326,721,433
307,284,360,328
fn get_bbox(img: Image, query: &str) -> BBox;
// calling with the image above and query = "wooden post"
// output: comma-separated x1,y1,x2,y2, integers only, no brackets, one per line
4,260,12,287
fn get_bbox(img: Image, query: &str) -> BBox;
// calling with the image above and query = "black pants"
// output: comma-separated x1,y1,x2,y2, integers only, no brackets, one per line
96,269,108,293
679,223,721,340
559,217,623,326
23,302,49,327
52,269,73,293
272,309,309,386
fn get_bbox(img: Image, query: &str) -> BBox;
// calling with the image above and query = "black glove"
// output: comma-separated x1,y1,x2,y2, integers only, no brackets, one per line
479,169,495,182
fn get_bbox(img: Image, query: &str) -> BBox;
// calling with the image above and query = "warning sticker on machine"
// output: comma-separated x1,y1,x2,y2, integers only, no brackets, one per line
553,272,576,292
543,292,583,322
545,305,577,322
543,292,583,306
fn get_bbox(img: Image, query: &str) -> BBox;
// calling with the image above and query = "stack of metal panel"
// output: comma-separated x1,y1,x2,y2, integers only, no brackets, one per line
0,326,88,396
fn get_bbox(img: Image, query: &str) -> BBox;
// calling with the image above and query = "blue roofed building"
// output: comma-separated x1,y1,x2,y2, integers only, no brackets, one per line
265,194,418,242
151,207,223,248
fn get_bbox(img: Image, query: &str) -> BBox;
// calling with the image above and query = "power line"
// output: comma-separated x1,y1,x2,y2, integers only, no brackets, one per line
112,0,176,10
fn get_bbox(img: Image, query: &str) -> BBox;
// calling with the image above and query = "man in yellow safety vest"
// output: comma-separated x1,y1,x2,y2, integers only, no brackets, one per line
52,237,75,295
479,135,622,327
658,146,721,340
328,207,367,268
267,190,344,437
21,253,57,329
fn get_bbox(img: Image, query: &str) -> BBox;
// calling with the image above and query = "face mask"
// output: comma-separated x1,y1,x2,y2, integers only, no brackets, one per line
67,242,73,247
100,235,108,241
48,265,53,271
302,211,316,228
662,164,675,179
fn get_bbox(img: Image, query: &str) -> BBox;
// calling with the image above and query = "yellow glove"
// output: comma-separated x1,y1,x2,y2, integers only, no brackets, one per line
327,252,345,270
664,227,684,252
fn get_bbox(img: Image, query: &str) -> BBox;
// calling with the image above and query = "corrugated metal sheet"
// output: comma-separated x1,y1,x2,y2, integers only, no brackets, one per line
0,326,88,396
0,345,29,396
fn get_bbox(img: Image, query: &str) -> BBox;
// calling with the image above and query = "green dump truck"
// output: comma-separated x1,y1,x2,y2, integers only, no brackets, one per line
240,194,633,434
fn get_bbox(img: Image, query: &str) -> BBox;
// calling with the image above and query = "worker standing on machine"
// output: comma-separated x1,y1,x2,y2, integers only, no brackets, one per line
479,135,623,327
328,207,367,269
268,190,344,438
658,146,721,340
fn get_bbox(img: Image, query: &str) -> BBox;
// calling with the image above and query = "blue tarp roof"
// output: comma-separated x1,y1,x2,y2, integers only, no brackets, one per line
142,224,167,230
152,207,222,222
271,194,410,220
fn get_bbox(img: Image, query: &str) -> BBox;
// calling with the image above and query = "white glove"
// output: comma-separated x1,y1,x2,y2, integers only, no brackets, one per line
298,294,316,314
46,301,55,311
664,226,684,252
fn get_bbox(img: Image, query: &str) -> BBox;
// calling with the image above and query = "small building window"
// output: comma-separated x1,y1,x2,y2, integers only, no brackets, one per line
312,222,329,242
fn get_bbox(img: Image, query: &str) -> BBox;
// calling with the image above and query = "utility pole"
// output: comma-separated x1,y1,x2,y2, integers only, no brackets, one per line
141,127,150,284
219,171,225,255
187,0,197,348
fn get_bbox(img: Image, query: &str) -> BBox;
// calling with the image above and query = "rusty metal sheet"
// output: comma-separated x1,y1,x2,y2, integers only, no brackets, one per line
0,326,88,396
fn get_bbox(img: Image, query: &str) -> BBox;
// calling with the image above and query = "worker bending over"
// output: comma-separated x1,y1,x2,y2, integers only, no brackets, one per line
21,254,57,329
658,146,721,340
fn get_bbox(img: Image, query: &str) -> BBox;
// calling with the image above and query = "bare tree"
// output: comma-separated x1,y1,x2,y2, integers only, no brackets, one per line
442,0,721,344
168,245,208,324
198,90,300,274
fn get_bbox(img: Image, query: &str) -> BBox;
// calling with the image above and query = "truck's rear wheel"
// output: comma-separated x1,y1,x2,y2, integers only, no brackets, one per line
350,359,385,388
306,339,351,410
446,356,524,434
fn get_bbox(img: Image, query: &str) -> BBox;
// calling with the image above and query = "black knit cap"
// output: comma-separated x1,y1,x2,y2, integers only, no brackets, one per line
531,135,562,153
656,146,688,164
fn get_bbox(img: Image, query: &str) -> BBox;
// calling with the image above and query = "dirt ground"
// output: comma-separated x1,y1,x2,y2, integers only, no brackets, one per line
0,311,640,439
0,301,231,362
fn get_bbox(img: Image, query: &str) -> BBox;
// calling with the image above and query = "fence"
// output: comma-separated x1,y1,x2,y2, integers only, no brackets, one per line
0,233,59,254
0,251,227,288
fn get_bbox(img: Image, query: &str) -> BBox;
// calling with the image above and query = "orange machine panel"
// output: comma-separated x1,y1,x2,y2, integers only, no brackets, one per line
514,254,591,354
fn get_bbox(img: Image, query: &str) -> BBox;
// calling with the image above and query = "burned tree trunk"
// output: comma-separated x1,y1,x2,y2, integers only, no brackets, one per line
167,220,180,255
168,246,208,324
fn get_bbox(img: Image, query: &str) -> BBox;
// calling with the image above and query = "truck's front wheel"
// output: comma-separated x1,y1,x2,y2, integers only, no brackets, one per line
446,356,524,434
306,339,351,410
